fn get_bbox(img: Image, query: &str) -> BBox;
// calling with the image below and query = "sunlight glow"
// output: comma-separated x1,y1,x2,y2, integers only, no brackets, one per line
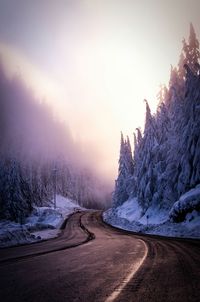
0,0,200,180
0,43,64,108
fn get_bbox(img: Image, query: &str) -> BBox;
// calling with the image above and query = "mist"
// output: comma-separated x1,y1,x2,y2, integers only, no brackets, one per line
1,1,200,185
0,61,112,221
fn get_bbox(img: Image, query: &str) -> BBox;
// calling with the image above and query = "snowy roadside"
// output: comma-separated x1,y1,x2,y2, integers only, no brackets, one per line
103,194,200,239
0,195,84,248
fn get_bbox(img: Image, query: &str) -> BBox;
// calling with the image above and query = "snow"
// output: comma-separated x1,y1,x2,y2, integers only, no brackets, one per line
26,207,63,231
0,220,37,248
114,198,143,222
169,185,200,222
103,194,200,239
28,195,83,240
110,198,169,225
138,206,169,225
0,195,83,248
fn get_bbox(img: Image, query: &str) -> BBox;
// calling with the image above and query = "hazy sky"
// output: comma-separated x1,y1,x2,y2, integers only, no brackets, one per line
0,0,200,180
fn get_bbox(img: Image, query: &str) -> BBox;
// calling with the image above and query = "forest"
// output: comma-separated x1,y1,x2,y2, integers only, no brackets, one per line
0,62,110,223
113,24,200,222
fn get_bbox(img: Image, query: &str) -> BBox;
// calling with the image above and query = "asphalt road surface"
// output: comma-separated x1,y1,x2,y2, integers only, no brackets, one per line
0,211,200,302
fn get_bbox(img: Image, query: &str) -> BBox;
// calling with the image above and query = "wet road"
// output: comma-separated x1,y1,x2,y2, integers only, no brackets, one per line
0,211,200,302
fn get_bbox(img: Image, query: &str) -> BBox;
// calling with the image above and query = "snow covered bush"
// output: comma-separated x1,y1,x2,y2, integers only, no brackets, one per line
169,185,200,222
25,207,62,231
0,220,37,248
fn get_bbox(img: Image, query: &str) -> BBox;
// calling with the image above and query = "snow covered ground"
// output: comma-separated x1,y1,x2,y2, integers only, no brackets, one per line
103,192,200,239
0,195,83,248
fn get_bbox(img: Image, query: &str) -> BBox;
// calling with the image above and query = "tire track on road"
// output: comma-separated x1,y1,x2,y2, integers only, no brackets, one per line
0,212,95,265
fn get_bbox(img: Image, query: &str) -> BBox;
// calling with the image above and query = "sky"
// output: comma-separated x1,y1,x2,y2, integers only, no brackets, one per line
0,0,200,181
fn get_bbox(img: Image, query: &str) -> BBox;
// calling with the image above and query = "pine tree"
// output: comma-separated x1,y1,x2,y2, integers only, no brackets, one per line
177,64,200,194
134,100,158,211
112,24,200,221
113,133,134,207
183,23,200,74
177,46,186,84
2,159,29,223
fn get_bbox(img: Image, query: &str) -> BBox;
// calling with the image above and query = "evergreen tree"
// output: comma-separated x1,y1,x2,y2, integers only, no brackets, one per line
3,159,29,223
137,100,158,211
183,23,200,74
113,133,134,207
113,25,200,220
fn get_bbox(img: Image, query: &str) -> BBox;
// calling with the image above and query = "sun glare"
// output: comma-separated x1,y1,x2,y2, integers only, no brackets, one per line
0,0,198,180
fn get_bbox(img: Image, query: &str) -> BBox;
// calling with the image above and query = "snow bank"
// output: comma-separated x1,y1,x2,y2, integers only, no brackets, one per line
26,207,62,232
115,198,143,222
0,220,37,248
106,198,168,226
26,195,81,231
0,195,83,248
104,194,200,239
169,185,200,222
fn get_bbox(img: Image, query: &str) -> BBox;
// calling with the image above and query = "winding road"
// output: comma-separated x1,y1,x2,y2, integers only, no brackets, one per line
0,211,200,302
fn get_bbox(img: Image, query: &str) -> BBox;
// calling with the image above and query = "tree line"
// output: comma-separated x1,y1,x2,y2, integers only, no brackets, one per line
0,63,110,223
113,24,200,221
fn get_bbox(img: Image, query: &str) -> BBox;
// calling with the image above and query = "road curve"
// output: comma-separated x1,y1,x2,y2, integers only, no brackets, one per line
0,211,200,302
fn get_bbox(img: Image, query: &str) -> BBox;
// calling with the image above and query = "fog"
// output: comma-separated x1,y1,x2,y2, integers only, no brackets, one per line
0,61,112,220
1,0,200,183
1,0,200,220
